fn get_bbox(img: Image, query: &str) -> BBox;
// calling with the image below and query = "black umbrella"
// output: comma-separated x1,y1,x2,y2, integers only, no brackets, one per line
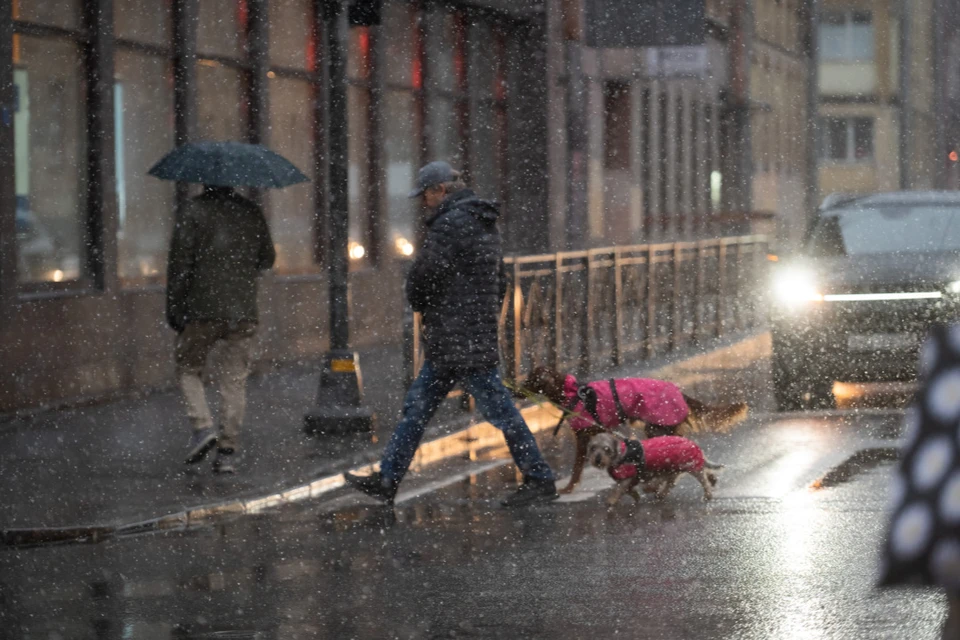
148,141,310,188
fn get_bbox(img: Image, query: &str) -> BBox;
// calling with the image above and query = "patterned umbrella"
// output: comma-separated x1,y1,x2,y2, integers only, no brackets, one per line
148,141,309,189
880,324,960,589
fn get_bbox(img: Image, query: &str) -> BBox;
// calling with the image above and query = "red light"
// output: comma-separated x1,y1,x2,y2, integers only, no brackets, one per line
950,151,959,162
359,28,370,60
454,50,465,85
306,35,316,72
412,57,422,89
237,0,248,31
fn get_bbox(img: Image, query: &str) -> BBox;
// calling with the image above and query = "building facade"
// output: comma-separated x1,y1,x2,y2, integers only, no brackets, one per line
1,0,817,412
816,0,945,203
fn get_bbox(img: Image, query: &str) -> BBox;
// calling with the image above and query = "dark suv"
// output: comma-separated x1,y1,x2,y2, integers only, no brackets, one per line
770,191,960,410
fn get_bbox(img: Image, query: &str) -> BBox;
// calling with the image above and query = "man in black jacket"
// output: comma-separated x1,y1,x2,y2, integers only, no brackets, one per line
346,161,557,507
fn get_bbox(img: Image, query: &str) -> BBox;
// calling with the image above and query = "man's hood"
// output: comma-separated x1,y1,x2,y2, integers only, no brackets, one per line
428,189,501,226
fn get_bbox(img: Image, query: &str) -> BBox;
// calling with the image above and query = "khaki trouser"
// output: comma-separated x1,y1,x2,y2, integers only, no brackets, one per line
175,321,255,451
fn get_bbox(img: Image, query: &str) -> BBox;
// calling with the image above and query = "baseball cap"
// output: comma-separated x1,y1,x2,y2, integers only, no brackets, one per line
408,161,458,198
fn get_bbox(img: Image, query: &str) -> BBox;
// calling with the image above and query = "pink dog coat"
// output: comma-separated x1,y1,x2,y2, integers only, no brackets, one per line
609,436,706,481
563,375,689,432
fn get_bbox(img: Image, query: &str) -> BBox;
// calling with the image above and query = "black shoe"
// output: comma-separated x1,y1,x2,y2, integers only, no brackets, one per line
184,428,218,465
345,471,398,505
212,449,236,474
500,478,559,508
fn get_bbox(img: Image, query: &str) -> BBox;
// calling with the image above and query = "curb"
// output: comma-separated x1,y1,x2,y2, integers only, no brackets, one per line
1,331,769,548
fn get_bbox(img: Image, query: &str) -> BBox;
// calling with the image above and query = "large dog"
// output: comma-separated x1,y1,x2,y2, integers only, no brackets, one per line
588,432,723,504
522,366,747,494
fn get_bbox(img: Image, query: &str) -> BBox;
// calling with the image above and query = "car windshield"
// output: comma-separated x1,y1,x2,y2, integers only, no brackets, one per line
806,204,960,256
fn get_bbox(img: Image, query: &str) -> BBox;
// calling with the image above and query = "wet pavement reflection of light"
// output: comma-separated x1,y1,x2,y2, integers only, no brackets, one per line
0,354,949,639
0,445,949,639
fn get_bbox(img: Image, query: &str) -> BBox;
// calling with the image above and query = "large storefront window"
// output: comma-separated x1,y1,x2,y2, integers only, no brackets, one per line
424,10,455,93
115,51,175,285
197,0,246,59
384,91,416,259
15,0,82,30
115,0,172,47
468,22,500,200
425,10,460,168
14,36,86,284
347,27,371,267
429,96,457,169
347,82,370,265
196,62,245,140
383,1,416,87
269,0,313,70
383,1,418,260
267,76,316,274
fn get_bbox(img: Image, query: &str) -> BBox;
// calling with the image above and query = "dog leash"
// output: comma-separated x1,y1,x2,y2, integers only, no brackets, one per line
608,378,629,425
551,393,586,436
502,378,606,435
552,380,622,437
552,379,629,436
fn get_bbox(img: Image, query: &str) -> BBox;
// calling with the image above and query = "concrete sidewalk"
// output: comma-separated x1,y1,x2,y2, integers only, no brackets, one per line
0,330,770,540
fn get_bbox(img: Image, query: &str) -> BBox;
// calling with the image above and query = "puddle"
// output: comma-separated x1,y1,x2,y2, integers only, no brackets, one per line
810,447,899,489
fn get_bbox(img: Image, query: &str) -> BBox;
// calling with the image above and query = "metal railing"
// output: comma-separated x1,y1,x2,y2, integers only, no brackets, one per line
404,234,769,389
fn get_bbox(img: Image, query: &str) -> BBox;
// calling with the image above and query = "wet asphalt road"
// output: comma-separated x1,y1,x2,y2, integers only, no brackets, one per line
0,360,948,639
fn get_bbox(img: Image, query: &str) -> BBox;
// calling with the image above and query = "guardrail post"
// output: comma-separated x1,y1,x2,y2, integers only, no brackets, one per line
613,248,624,366
756,237,767,327
581,253,594,377
511,260,523,383
735,239,745,331
670,243,682,351
753,237,766,328
716,240,726,338
553,254,563,371
693,241,705,343
645,245,657,358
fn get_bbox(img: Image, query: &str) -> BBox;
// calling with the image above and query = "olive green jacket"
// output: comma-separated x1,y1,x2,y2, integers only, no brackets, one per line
165,190,275,331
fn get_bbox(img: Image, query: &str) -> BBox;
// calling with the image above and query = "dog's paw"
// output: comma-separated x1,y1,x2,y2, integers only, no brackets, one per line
558,485,576,495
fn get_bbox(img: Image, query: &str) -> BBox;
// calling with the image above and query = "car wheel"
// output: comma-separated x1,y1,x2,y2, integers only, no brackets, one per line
805,380,836,411
772,348,806,412
772,342,834,412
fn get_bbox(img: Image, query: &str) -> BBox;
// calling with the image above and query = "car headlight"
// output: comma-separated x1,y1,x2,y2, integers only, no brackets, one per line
772,267,823,307
947,280,960,295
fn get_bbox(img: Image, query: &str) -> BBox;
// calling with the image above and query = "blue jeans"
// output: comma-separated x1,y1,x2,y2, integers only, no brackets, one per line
380,360,554,485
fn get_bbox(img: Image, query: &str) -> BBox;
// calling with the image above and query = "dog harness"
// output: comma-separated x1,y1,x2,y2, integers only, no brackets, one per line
559,375,690,433
609,436,706,481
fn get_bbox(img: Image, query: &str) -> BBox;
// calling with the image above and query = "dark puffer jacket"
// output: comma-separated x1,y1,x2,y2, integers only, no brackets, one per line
166,189,275,332
406,189,508,372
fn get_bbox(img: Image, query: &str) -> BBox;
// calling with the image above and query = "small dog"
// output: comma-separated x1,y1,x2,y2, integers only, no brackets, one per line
588,432,723,505
522,366,747,494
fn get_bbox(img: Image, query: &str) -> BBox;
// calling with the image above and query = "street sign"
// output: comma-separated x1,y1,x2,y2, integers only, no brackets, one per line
644,45,709,77
585,0,705,48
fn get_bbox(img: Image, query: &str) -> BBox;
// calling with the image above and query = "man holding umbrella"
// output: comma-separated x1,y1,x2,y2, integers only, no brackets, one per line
153,142,307,472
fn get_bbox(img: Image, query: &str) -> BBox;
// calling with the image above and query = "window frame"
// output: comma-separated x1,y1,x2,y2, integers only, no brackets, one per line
113,1,176,289
818,116,875,164
113,45,176,288
345,24,378,271
12,15,93,296
819,9,875,63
